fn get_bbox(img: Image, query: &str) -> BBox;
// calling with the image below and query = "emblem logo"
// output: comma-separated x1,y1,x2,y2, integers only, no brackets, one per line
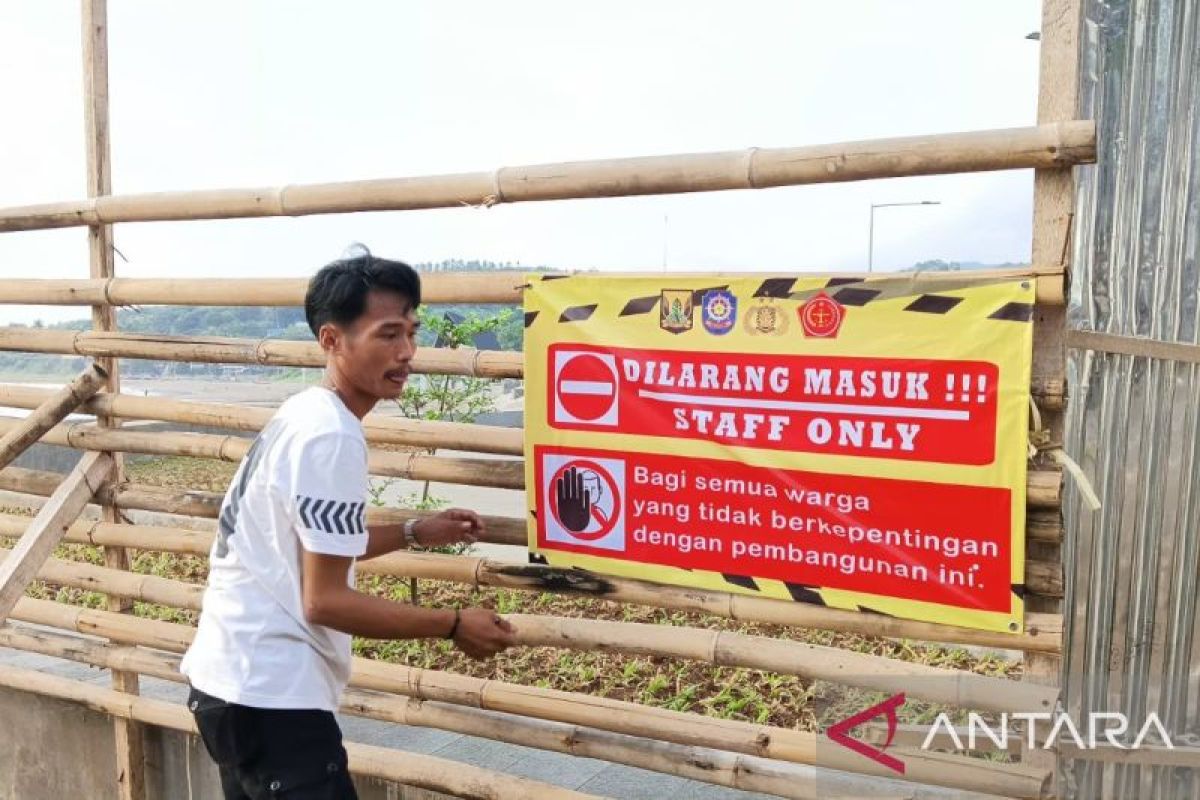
798,292,845,338
701,290,737,335
742,298,789,337
659,289,694,334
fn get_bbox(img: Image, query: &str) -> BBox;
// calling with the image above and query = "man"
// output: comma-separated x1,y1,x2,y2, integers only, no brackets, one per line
181,250,516,799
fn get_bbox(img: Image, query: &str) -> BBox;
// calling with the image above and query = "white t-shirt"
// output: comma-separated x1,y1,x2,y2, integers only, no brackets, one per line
181,387,369,711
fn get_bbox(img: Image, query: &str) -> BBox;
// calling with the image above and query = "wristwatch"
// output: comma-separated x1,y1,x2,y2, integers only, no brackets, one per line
404,518,421,548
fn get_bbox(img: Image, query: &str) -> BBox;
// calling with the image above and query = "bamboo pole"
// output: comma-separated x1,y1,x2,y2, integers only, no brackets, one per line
0,364,107,472
0,544,204,611
0,663,602,800
0,452,113,624
0,465,525,540
0,416,1060,504
0,498,1062,600
1023,1,1079,782
0,418,525,490
0,328,1072,411
0,498,1059,653
0,500,1064,649
504,614,1056,714
398,552,1064,653
0,327,523,378
5,598,1049,798
0,264,1066,307
3,544,1053,713
0,122,1094,234
0,384,525,456
0,274,527,306
82,3,145,790
0,624,1003,800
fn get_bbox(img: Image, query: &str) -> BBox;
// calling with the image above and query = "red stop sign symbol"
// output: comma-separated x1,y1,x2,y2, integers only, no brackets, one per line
555,353,618,422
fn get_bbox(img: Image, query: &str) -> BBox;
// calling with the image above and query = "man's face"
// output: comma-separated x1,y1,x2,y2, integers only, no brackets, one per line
321,290,419,402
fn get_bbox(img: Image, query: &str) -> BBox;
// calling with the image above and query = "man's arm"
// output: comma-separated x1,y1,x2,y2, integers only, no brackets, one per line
301,549,515,658
362,508,484,560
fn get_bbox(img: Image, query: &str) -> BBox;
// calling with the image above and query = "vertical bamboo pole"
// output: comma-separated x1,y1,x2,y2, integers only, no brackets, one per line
83,3,145,798
1026,0,1080,782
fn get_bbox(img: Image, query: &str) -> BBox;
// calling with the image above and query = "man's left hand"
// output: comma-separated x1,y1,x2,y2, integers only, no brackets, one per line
414,508,484,548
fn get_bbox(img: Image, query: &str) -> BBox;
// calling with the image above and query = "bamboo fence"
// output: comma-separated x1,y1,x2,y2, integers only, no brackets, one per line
0,7,1085,795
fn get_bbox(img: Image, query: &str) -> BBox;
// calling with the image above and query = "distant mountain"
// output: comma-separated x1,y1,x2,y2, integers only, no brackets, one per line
901,259,1025,272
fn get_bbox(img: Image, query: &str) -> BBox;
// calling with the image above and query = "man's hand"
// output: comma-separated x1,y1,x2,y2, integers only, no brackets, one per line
452,608,517,660
415,508,484,548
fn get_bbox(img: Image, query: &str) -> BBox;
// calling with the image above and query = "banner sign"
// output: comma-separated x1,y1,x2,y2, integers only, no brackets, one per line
524,274,1034,633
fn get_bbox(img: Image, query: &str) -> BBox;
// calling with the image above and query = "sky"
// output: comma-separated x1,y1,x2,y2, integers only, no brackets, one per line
0,1,1044,325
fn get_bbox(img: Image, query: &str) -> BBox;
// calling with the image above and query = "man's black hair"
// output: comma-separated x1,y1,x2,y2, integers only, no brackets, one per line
305,250,421,337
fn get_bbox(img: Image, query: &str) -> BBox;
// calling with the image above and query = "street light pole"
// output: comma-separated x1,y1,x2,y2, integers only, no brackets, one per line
868,200,941,272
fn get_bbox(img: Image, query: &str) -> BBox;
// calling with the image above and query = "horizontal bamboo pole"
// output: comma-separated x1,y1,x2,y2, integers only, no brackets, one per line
0,275,524,306
0,662,600,800
6,598,1049,798
0,505,1062,648
0,329,1071,412
0,418,524,491
0,327,523,379
376,552,1064,652
0,265,1066,306
0,624,1004,800
0,364,107,472
0,415,1060,506
505,614,1055,714
0,122,1095,234
3,540,1052,714
0,544,204,610
0,384,524,456
0,466,525,541
0,501,1063,603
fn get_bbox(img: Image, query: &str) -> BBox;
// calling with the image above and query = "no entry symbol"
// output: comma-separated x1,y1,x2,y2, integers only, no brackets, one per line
553,350,619,426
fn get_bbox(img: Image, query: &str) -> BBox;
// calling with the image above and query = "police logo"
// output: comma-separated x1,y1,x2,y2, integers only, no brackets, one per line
701,290,737,335
743,298,790,337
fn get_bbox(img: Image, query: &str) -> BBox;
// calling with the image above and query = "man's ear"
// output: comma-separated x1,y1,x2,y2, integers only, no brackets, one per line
317,322,341,354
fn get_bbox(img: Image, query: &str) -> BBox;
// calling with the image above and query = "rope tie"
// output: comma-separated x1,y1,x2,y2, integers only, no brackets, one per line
1028,397,1101,511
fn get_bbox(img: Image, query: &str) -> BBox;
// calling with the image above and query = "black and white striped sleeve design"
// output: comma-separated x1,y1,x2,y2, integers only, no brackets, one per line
288,431,369,557
296,497,366,536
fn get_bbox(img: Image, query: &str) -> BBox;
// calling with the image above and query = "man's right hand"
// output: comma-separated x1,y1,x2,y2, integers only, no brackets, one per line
452,607,517,660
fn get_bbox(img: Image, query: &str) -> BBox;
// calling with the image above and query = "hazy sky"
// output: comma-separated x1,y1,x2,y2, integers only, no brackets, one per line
0,1,1044,325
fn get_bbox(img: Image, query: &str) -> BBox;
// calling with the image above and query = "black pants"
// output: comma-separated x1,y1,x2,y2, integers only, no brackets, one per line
188,686,357,799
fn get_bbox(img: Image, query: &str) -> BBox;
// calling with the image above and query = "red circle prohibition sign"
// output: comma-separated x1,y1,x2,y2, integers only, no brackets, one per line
548,459,621,541
556,353,617,421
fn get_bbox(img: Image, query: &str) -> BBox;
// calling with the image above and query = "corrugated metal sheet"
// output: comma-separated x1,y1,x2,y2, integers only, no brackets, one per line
1064,0,1200,797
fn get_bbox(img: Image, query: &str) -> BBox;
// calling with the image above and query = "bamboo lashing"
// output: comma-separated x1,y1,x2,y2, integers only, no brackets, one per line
0,327,523,379
4,597,1049,798
0,624,1005,800
0,452,113,623
0,417,1061,507
0,663,603,800
0,122,1094,235
0,544,1052,713
0,264,1066,306
0,364,107,472
0,384,524,456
